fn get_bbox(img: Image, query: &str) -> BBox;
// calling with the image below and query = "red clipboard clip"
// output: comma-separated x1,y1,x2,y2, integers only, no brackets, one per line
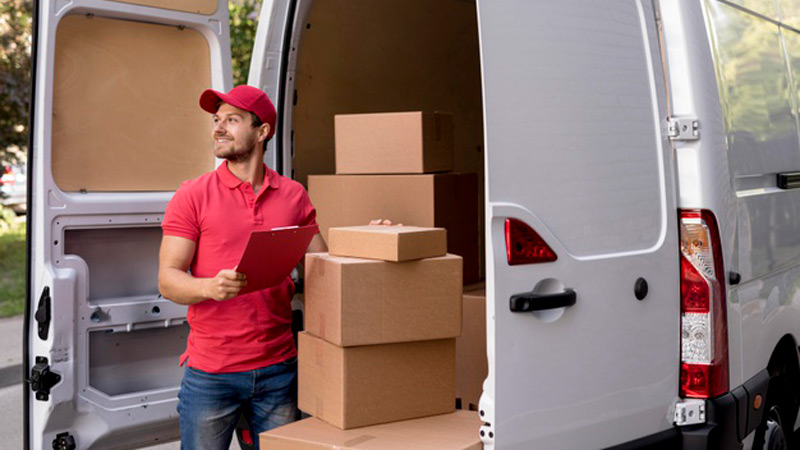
236,224,317,293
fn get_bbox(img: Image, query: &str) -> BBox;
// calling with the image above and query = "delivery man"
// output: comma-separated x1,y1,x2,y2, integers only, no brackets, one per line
158,85,326,450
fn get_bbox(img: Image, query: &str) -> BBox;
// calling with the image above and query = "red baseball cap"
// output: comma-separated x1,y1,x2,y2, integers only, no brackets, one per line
199,85,277,140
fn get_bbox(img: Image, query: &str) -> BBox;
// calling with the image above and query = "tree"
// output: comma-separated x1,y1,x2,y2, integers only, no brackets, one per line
230,0,260,87
0,0,32,164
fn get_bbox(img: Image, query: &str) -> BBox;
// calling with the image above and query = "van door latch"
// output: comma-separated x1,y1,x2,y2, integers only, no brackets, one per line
35,286,51,340
667,117,699,141
53,432,76,450
28,356,61,401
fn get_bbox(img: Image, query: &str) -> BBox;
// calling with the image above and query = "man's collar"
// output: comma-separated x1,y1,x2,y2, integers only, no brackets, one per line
264,164,280,189
216,161,243,188
216,161,279,190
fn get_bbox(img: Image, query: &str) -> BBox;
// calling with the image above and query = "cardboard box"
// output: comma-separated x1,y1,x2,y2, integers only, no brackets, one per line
298,332,456,429
308,173,480,283
260,411,483,450
335,111,454,174
304,253,462,347
456,286,487,411
328,225,447,262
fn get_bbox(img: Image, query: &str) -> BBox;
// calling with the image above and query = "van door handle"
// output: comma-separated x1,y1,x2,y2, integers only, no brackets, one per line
509,289,576,312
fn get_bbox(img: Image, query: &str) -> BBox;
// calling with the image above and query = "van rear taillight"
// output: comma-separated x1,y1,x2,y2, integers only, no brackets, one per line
505,218,557,265
679,210,728,398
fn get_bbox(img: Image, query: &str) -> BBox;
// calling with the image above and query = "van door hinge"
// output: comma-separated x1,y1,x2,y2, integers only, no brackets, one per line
28,356,61,401
674,399,706,426
667,117,699,141
35,286,51,340
53,432,76,450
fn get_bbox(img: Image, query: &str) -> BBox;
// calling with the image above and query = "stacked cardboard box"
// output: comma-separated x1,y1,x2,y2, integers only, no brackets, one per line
299,226,462,430
456,284,487,411
308,111,480,283
260,410,482,449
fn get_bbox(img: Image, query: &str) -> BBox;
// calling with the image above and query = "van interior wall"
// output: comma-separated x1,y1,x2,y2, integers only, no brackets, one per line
52,15,214,192
64,227,161,302
65,227,188,396
292,0,485,269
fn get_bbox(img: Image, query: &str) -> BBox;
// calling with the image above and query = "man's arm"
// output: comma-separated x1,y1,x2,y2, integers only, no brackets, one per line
158,235,246,305
296,233,327,277
306,233,327,254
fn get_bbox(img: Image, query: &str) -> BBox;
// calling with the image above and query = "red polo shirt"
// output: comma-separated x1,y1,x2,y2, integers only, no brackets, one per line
162,161,318,373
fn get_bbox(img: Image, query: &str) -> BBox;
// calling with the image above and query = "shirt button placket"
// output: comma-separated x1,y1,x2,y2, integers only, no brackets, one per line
254,202,263,225
242,185,257,224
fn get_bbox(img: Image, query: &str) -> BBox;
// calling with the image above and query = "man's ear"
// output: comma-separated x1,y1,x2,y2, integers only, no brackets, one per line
258,123,270,142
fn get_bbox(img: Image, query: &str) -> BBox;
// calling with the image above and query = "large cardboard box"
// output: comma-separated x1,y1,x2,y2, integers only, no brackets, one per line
328,225,447,262
305,253,462,347
260,411,483,450
335,111,454,174
456,285,487,411
298,332,456,429
308,173,480,283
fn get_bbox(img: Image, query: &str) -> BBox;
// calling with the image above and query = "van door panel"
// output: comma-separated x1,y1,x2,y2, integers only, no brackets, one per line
52,15,214,192
28,1,233,449
108,0,218,15
479,1,680,448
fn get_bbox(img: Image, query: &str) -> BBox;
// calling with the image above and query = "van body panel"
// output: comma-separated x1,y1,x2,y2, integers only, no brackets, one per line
662,0,800,397
26,1,234,448
478,1,680,447
710,0,800,388
659,0,744,388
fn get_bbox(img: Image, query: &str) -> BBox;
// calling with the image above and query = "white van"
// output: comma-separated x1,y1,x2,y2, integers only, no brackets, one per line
24,0,800,448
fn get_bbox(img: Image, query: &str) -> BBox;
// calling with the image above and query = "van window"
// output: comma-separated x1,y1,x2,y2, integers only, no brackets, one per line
707,2,800,179
778,0,800,29
707,1,800,278
725,0,779,20
52,15,214,192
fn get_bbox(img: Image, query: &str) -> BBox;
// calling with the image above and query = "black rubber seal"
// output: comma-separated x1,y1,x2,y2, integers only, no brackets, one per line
274,0,298,176
23,2,41,449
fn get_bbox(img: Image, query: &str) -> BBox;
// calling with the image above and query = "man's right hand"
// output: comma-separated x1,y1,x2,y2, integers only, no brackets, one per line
205,269,247,301
369,219,403,226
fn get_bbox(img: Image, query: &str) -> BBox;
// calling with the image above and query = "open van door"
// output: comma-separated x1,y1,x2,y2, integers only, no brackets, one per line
247,0,297,175
25,1,235,448
479,1,681,448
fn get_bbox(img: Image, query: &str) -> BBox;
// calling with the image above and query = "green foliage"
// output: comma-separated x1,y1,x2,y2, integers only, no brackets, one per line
0,0,32,163
0,209,25,317
230,0,260,87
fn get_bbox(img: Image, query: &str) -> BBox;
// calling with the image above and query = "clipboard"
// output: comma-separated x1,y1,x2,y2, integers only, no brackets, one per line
236,224,317,293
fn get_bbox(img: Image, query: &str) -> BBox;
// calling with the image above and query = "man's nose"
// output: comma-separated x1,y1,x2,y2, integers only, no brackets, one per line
213,121,226,134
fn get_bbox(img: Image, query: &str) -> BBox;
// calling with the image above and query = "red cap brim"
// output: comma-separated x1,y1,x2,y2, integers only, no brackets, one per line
199,89,250,115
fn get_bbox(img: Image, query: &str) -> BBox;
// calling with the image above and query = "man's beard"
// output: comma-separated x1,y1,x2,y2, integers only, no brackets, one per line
214,136,257,162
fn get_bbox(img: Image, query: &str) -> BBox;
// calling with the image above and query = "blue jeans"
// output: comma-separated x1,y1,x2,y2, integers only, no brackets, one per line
177,357,298,450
